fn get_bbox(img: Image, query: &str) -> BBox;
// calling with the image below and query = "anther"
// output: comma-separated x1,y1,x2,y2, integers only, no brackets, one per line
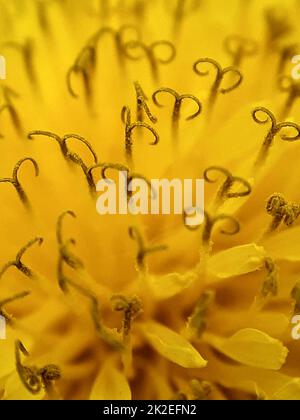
111,295,143,340
266,193,300,233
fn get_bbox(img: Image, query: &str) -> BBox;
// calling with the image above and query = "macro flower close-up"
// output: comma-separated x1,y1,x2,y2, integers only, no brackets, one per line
1,0,300,402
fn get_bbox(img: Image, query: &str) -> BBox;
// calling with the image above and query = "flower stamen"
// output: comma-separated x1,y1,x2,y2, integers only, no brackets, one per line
204,166,251,210
277,43,299,75
278,76,300,119
63,134,98,194
0,86,23,136
0,237,43,281
3,40,37,86
291,281,300,315
0,158,39,208
252,107,300,169
224,35,258,68
67,45,97,104
89,162,156,200
55,212,123,349
266,193,300,233
123,39,176,83
184,211,240,250
152,87,202,146
28,131,98,193
187,290,215,338
129,226,167,272
171,0,201,37
264,8,292,50
190,379,212,400
121,106,159,166
35,0,52,36
261,258,278,298
193,58,243,110
0,291,30,325
28,131,68,156
15,340,61,395
56,211,83,292
90,25,141,68
135,81,157,123
58,277,124,350
111,294,143,341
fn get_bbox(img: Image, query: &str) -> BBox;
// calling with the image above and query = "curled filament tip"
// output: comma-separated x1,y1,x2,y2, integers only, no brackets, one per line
0,237,43,281
204,166,251,210
193,58,243,111
122,106,159,166
0,157,39,209
252,107,300,170
153,87,202,148
123,40,176,83
129,226,167,272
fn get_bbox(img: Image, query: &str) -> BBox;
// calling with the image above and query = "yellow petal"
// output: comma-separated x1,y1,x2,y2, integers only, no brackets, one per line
146,272,197,300
203,346,297,398
270,379,300,400
204,329,288,370
264,226,300,262
0,341,15,378
210,309,289,337
90,360,131,400
143,322,207,369
207,244,266,281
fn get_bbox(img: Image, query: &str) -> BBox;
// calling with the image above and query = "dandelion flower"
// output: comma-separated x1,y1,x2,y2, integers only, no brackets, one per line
1,0,300,401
